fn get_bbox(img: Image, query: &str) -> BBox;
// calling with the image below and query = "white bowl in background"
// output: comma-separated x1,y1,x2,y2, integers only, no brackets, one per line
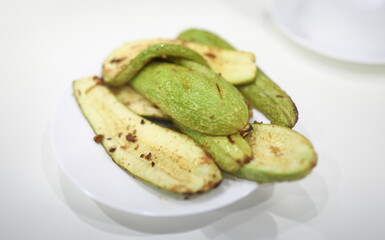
270,0,385,64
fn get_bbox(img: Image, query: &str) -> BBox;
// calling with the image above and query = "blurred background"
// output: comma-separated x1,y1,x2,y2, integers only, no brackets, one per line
1,0,384,239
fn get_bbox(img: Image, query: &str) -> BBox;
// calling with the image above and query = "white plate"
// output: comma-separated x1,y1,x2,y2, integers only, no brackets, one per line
51,85,258,217
270,0,385,64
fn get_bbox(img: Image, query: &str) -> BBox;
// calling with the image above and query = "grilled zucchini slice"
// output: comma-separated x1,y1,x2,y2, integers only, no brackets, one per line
177,29,298,128
102,39,256,86
110,84,253,173
235,123,317,183
129,61,249,135
73,76,222,194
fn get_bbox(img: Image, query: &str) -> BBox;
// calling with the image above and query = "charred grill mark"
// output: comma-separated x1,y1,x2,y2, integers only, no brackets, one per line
276,95,284,98
126,133,137,142
109,148,116,152
145,152,152,160
227,135,235,144
239,124,253,138
244,155,254,164
204,52,216,58
93,134,104,143
85,78,105,94
204,151,212,159
110,57,126,64
85,85,98,94
215,83,222,98
200,150,214,165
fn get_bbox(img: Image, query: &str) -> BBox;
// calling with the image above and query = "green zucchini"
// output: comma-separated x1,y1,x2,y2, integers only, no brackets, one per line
102,38,257,86
178,29,236,50
110,83,253,173
129,61,250,136
103,41,208,86
177,124,253,173
73,76,222,194
237,70,298,128
177,29,298,128
235,123,317,183
109,82,316,182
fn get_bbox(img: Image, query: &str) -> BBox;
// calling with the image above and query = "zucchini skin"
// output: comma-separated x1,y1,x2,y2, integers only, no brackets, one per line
237,70,298,128
235,124,317,183
177,29,298,128
103,42,208,86
177,124,253,173
178,29,236,50
129,61,250,136
73,76,222,194
109,83,253,172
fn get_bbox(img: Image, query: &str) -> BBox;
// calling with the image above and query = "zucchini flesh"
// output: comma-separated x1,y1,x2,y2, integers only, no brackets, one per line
102,38,256,85
235,123,317,183
73,76,222,194
110,85,169,120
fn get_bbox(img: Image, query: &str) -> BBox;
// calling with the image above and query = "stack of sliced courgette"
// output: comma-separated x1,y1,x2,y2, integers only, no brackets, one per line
73,29,317,195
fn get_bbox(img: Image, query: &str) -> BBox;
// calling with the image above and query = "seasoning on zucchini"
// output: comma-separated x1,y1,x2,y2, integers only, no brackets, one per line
235,123,317,183
73,76,222,194
177,28,298,128
102,38,257,86
129,61,250,135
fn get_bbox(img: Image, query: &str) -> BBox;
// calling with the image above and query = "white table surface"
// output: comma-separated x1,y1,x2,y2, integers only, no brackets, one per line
1,0,385,239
